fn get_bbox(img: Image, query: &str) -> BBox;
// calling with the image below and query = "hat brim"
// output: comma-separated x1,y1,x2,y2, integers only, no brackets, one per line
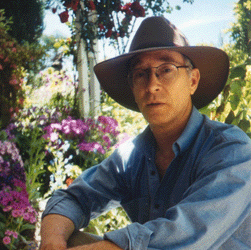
94,46,229,111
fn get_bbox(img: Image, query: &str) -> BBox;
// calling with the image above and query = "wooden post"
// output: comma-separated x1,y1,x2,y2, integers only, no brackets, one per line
88,11,100,117
76,7,90,118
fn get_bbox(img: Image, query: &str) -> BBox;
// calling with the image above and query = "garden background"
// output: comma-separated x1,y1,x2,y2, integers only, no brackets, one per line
1,0,251,249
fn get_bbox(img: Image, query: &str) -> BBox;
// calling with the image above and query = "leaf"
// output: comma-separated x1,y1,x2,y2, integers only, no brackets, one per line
216,103,225,115
229,65,246,79
222,84,231,100
238,119,250,132
225,110,235,124
20,223,35,232
230,94,241,110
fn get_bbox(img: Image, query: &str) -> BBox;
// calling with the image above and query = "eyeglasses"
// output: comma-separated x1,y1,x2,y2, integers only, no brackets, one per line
128,63,190,86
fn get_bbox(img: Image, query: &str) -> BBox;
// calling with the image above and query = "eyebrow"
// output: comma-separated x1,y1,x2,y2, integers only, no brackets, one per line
129,53,184,70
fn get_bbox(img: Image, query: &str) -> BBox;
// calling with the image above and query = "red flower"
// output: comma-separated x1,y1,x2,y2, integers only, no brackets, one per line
87,0,96,11
71,0,80,11
59,10,69,23
52,7,57,13
121,3,132,15
131,1,145,17
66,178,74,187
98,23,105,31
105,29,113,38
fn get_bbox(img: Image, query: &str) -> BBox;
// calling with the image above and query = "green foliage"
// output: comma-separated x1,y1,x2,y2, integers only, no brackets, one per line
200,43,251,136
228,0,251,54
199,1,251,137
101,92,147,137
23,127,46,201
84,207,130,236
0,0,44,44
0,9,45,129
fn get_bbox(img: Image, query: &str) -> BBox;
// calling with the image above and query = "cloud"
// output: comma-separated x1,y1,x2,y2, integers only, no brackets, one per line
179,16,234,30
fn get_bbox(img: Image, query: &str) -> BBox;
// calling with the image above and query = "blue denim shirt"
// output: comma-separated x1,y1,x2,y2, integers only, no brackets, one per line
43,107,251,250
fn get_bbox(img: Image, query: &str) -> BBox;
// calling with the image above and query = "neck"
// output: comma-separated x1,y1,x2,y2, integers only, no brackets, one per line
150,107,193,153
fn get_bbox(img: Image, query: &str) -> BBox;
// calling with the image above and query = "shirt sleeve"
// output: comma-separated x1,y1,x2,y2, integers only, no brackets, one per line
104,140,251,250
42,148,129,230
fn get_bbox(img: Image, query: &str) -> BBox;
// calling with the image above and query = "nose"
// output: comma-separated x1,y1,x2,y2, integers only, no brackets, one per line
146,71,161,93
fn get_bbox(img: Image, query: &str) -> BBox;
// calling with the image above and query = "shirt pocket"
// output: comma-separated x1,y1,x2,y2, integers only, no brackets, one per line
121,196,150,224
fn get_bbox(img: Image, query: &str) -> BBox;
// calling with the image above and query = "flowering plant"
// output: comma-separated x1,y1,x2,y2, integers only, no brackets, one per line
0,139,38,250
0,9,44,129
42,115,120,194
4,105,121,196
46,0,173,54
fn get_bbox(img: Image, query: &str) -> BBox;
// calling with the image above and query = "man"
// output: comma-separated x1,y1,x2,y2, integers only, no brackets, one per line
40,17,251,250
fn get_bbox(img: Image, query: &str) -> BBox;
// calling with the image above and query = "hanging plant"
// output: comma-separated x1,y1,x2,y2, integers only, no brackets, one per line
45,0,192,54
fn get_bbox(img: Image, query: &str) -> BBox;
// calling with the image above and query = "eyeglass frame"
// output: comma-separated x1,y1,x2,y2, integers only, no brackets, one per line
127,62,191,86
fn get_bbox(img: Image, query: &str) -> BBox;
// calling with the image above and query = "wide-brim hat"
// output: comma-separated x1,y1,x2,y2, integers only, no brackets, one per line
94,16,229,111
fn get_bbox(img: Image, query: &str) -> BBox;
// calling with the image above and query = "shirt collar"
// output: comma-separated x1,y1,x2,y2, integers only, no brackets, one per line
139,106,203,158
174,106,203,155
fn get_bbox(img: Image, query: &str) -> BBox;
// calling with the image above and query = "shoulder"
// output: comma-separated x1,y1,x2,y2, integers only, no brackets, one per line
201,115,251,145
192,115,251,177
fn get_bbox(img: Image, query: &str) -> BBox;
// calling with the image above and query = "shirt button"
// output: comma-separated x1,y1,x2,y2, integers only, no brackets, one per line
148,157,151,161
155,204,160,209
151,170,156,175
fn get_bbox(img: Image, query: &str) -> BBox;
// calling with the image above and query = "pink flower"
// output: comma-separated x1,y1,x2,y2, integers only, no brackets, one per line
5,230,12,236
12,47,17,52
9,78,18,85
29,216,37,223
3,206,12,212
3,236,11,245
0,64,3,70
23,212,30,220
11,210,19,218
93,142,105,154
12,231,18,239
50,132,59,142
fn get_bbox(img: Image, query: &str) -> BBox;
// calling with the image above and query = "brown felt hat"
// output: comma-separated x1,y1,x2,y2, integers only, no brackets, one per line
94,16,229,111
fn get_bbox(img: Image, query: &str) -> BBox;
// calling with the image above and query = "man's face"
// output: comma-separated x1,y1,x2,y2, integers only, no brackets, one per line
130,50,200,128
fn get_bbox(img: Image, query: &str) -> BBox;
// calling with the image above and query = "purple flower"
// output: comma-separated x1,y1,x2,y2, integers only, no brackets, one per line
97,116,120,136
78,141,105,154
93,143,106,154
78,141,94,152
103,135,111,149
61,118,89,137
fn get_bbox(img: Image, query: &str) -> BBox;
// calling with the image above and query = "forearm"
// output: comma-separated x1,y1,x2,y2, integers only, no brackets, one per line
68,240,123,250
40,214,75,249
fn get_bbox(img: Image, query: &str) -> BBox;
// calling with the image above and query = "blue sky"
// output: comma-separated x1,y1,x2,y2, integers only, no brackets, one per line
43,0,236,50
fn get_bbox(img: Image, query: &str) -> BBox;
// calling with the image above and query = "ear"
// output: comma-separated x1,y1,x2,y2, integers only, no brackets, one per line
190,68,200,95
